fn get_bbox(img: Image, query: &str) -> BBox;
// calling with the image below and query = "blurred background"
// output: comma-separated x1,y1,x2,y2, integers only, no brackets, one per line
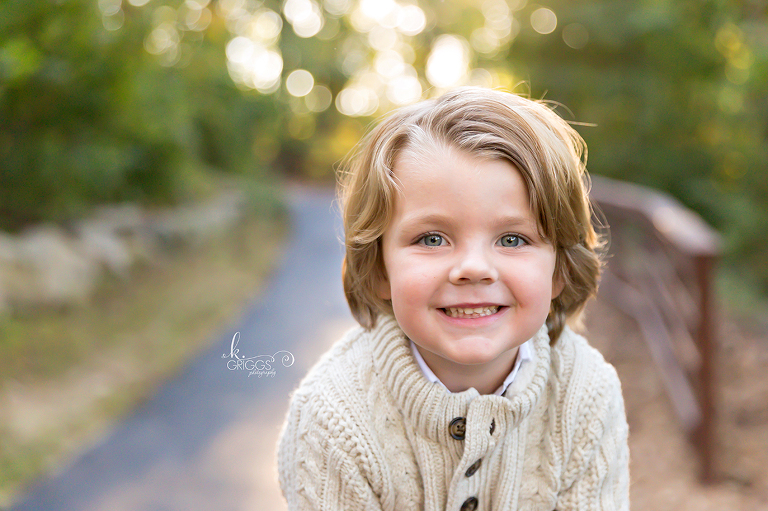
1,0,767,509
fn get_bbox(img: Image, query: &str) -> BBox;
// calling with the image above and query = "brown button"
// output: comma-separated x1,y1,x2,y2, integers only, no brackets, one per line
449,417,466,440
460,496,478,511
465,459,482,477
489,418,496,435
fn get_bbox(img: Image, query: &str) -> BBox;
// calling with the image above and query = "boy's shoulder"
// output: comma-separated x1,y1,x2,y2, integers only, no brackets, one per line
548,327,626,446
548,326,625,427
292,327,368,394
277,322,397,506
289,317,400,402
546,327,629,492
551,326,621,387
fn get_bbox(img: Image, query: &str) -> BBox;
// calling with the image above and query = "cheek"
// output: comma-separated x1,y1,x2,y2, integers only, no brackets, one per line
510,258,559,304
390,275,428,305
388,266,439,306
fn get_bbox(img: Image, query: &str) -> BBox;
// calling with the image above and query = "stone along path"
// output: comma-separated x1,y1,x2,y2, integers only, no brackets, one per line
11,186,356,511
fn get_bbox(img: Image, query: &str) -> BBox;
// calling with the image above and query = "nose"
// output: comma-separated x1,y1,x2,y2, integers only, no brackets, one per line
448,243,498,284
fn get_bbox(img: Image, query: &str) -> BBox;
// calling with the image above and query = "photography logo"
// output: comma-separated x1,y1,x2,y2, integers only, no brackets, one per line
222,332,294,378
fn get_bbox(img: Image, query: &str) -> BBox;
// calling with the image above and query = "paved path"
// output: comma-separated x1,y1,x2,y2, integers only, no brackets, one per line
11,186,356,511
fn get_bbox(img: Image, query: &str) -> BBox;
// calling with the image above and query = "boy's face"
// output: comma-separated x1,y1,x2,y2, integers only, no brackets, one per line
379,146,563,377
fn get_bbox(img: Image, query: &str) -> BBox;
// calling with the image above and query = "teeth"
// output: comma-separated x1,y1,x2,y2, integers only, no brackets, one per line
445,306,500,318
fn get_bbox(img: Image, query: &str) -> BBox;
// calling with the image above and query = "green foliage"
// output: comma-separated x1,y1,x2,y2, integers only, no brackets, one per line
503,0,768,289
0,0,273,231
0,0,766,289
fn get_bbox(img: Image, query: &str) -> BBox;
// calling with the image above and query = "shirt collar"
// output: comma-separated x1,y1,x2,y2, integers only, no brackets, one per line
409,339,533,396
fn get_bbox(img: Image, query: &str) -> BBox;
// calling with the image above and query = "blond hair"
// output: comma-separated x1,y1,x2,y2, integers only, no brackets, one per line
338,87,603,344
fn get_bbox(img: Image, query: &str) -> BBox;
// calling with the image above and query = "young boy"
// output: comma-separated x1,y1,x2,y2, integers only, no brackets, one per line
277,87,630,510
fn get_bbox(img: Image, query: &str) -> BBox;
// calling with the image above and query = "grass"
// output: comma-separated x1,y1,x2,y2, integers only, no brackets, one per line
0,205,287,506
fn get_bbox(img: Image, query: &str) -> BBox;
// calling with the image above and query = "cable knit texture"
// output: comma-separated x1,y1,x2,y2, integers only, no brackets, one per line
277,315,629,510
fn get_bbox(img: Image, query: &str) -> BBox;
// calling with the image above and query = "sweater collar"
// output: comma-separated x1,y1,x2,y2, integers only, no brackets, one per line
370,315,552,443
408,338,532,396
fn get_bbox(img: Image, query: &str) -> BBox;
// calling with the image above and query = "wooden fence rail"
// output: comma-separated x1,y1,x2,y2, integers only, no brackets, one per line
589,175,722,483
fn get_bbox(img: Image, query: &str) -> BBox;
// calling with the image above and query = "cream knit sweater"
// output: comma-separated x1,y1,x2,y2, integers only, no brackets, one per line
277,315,629,510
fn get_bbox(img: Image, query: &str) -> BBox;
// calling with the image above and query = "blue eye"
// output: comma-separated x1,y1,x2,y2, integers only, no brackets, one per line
499,234,525,247
420,234,444,246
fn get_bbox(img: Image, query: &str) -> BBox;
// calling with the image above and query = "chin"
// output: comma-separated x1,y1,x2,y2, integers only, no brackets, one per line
449,355,497,366
445,344,505,366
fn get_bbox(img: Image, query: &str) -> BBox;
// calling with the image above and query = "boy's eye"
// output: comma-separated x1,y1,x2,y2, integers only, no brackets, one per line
499,234,525,247
419,234,444,246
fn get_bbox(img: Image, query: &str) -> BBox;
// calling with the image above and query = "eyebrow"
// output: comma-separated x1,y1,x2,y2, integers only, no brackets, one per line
491,214,537,229
399,212,537,230
398,212,451,228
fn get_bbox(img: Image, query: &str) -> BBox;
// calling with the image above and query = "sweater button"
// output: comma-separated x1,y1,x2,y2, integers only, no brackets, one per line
460,496,478,511
449,417,466,440
465,458,482,477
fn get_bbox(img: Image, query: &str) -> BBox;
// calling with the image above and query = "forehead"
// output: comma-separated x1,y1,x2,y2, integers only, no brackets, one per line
393,143,531,200
389,145,537,225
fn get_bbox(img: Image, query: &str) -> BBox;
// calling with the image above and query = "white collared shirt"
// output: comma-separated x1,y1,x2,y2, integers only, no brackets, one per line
409,339,533,396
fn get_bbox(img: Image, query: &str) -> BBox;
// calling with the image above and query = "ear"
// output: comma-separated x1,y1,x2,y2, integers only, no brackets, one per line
377,275,392,300
551,271,565,299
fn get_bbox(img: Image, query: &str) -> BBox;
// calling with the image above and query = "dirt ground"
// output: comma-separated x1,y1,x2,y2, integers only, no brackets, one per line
584,296,768,510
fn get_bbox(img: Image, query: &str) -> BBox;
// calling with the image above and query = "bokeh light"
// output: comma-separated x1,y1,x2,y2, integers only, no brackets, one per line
374,50,405,78
305,85,333,112
183,3,212,31
397,5,426,36
359,0,399,28
482,0,510,30
530,7,557,35
426,35,471,88
247,9,283,43
468,67,494,88
145,22,179,55
226,36,283,92
283,0,325,38
386,75,422,105
286,69,315,97
471,27,500,54
98,0,121,16
324,0,353,17
336,85,379,116
368,26,399,51
562,23,588,49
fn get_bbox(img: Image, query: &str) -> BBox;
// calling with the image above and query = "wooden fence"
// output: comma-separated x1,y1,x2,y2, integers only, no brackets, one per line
589,175,721,483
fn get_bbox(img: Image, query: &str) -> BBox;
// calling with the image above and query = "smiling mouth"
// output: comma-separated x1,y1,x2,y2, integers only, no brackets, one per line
441,306,502,318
